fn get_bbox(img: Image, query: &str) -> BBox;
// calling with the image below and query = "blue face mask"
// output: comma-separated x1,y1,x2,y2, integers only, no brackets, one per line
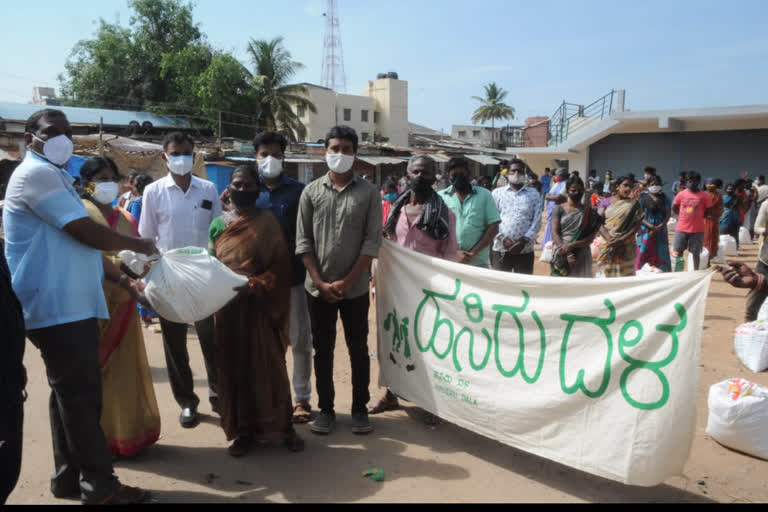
384,193,398,203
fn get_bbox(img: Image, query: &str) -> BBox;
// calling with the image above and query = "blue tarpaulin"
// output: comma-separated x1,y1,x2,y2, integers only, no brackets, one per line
205,164,235,194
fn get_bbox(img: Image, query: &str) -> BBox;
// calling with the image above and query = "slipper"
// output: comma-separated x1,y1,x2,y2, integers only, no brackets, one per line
292,402,312,424
368,397,400,415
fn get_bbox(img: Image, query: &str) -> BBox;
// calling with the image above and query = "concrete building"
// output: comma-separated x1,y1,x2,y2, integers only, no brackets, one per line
452,124,524,149
32,87,60,106
294,75,409,147
522,117,549,147
514,91,768,188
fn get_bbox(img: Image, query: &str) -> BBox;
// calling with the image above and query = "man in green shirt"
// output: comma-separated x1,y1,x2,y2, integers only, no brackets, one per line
296,126,382,436
438,157,501,268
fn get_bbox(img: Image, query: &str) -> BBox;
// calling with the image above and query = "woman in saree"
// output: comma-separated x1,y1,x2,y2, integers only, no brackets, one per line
79,157,161,457
541,168,570,249
721,182,743,248
703,178,724,263
635,175,672,272
597,174,645,277
551,176,603,277
208,165,304,457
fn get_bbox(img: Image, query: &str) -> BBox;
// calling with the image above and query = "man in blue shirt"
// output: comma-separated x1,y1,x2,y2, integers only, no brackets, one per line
3,109,155,504
252,132,314,424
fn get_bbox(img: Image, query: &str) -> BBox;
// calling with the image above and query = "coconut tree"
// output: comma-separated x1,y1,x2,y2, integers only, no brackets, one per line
247,36,317,141
471,83,516,147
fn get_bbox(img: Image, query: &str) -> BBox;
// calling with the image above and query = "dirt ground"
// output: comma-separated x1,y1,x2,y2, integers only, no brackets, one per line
8,241,768,504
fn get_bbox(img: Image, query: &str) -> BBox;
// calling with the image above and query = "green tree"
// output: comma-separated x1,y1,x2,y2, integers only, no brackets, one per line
247,37,317,141
59,0,203,110
471,82,516,147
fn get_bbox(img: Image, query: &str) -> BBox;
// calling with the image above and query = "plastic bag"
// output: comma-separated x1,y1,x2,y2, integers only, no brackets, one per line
667,217,677,231
590,238,601,260
540,241,554,263
637,263,663,275
686,248,709,271
705,378,768,460
739,227,753,246
143,247,249,324
733,321,768,372
720,235,738,256
118,250,153,276
670,251,685,272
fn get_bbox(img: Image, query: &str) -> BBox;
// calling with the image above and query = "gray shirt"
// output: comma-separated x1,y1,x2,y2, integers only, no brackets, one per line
296,172,382,299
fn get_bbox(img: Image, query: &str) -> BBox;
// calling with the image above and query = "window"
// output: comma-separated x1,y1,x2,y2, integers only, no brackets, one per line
344,108,351,121
361,132,370,142
361,110,369,122
473,130,481,137
374,112,380,123
458,131,467,137
297,106,306,118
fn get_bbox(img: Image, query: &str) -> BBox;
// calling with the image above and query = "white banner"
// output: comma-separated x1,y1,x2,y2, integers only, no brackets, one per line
375,240,713,486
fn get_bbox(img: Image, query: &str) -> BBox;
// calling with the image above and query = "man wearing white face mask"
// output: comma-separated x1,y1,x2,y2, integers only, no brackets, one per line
296,126,382,436
139,132,222,429
3,110,156,504
490,159,542,275
250,132,314,424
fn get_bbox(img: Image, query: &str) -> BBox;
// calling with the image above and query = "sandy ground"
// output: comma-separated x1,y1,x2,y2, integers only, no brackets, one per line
8,241,768,504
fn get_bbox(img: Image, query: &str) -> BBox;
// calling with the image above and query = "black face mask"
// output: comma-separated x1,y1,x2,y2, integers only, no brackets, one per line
569,192,584,203
229,187,260,209
452,174,472,193
411,176,435,196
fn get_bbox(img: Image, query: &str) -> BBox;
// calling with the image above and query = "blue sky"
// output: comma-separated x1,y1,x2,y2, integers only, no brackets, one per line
1,0,766,132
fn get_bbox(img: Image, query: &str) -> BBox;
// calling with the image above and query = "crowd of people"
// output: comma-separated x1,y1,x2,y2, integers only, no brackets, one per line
2,108,768,504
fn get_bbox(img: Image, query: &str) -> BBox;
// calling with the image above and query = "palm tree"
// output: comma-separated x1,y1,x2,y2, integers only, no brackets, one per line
247,37,317,141
471,83,515,147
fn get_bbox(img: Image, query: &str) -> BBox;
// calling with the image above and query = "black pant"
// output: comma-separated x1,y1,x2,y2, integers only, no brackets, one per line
159,316,217,410
0,388,23,504
745,261,768,322
490,250,535,275
26,319,118,502
307,292,371,415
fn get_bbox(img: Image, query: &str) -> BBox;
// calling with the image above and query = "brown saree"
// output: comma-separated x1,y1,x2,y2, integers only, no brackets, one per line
211,209,294,442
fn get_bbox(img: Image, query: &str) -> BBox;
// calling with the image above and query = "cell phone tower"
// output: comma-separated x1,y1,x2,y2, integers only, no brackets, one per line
321,0,347,93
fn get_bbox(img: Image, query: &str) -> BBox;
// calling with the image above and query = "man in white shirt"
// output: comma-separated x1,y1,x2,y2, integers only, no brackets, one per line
139,132,222,429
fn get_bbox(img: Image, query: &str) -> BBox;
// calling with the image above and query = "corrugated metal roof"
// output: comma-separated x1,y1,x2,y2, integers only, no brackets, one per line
0,101,191,129
464,154,500,165
224,156,325,164
357,156,407,166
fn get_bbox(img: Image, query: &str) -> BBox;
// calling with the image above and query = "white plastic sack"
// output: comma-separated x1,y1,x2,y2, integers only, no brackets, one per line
758,300,768,321
706,379,768,460
720,235,738,257
739,227,753,246
540,241,554,263
686,248,709,271
143,247,249,324
734,321,768,372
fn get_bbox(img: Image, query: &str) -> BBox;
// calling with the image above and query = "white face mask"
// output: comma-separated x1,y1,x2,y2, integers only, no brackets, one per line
258,156,284,179
91,182,120,205
33,134,73,166
507,172,523,185
165,154,194,176
648,185,662,194
326,153,355,175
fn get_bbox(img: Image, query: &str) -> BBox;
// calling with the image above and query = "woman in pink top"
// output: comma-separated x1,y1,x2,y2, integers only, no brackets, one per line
370,155,457,416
